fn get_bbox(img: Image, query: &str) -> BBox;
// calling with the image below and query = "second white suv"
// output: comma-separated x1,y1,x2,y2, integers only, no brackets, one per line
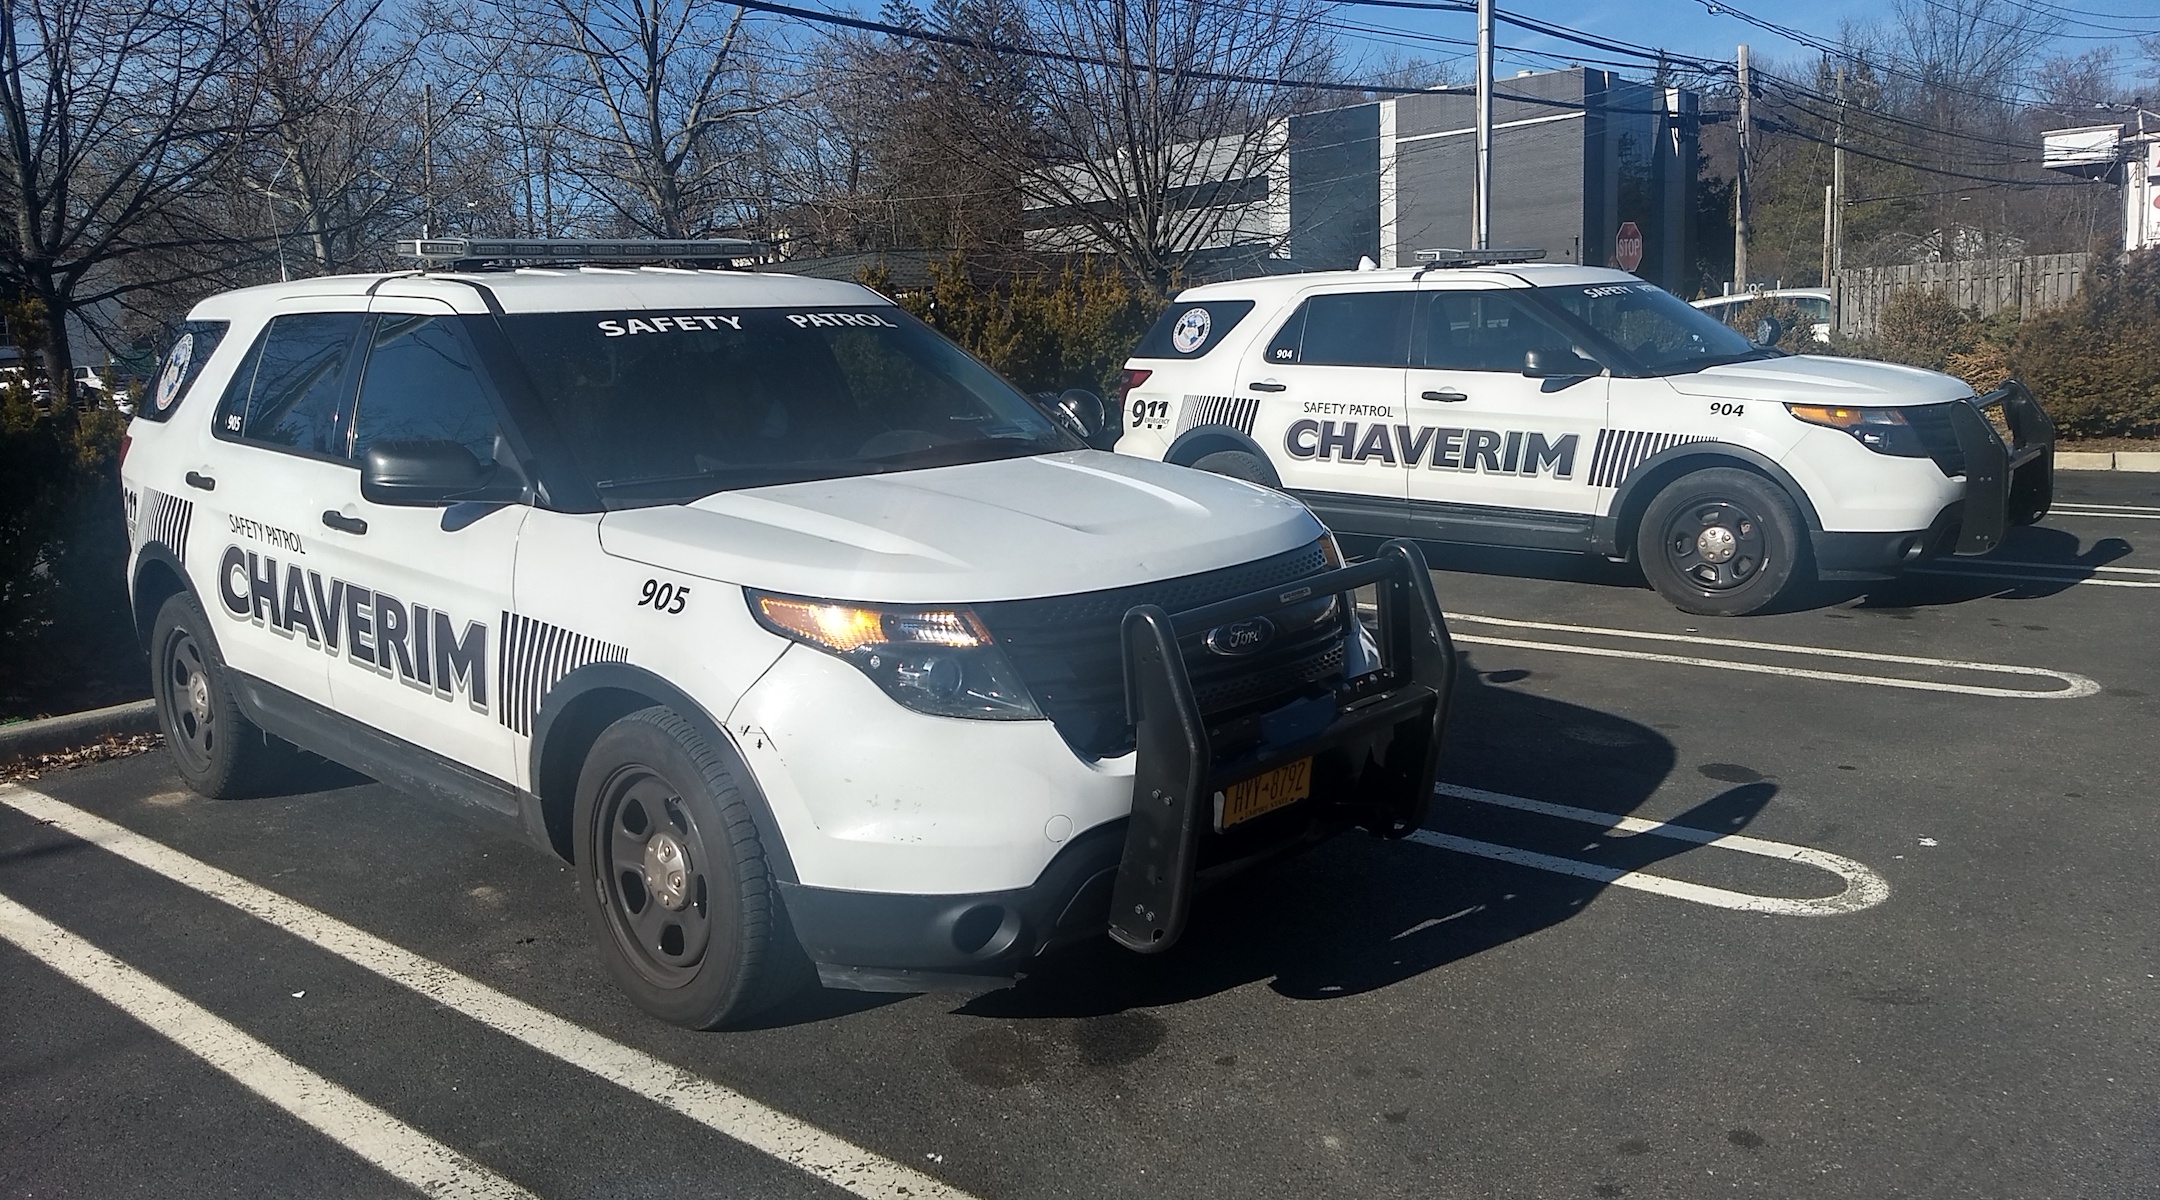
1112,255,2054,616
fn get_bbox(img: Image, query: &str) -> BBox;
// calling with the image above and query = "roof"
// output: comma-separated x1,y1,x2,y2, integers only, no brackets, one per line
186,267,888,321
1171,262,1644,303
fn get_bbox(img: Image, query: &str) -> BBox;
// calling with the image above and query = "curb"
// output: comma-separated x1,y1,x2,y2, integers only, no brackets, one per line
2059,452,2160,472
0,700,159,763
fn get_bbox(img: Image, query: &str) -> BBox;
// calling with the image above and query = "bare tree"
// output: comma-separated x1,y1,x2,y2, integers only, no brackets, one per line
1008,0,1335,289
525,0,770,238
0,0,252,395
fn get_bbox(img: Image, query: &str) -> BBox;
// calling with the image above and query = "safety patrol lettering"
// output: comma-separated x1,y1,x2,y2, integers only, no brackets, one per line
1285,419,1578,478
229,514,305,554
785,312,899,329
217,545,487,711
596,314,743,336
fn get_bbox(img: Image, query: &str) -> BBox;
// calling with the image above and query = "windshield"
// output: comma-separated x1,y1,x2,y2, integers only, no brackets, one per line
496,306,1078,504
1533,282,1767,374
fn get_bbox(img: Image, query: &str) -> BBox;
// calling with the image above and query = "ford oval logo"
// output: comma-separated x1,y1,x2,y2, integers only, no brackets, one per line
1204,616,1276,657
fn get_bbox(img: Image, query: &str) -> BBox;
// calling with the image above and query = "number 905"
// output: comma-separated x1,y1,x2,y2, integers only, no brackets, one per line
639,578,690,614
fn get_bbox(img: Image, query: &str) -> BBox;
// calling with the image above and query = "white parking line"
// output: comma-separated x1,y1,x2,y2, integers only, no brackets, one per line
1910,560,2160,588
0,892,538,1200
2050,502,2160,521
0,784,977,1200
1440,612,2100,699
1412,784,1891,917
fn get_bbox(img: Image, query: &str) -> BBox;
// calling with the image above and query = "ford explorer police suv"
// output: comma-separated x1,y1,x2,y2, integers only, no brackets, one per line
1113,251,2056,616
120,239,1455,1029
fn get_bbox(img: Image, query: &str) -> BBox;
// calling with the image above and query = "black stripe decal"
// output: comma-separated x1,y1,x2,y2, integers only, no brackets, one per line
1174,395,1260,437
497,612,628,736
1589,429,1715,489
140,488,194,566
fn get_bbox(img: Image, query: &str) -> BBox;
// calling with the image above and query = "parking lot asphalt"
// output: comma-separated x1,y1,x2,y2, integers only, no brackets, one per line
4,471,2156,1200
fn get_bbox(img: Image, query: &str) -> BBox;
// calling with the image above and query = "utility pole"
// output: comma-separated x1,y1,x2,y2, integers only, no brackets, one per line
1474,0,1494,249
422,82,436,239
1830,64,1846,328
1734,44,1751,291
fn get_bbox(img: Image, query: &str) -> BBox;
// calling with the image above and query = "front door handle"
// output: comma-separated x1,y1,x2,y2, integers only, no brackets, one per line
321,511,368,535
183,471,216,491
1421,390,1469,403
1248,380,1286,393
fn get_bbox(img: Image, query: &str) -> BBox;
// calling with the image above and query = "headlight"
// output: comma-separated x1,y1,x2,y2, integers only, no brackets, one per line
749,593,1041,720
1784,403,1929,457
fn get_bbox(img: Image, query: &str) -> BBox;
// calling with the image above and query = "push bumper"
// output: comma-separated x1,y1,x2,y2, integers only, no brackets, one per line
1812,382,2055,579
782,540,1457,987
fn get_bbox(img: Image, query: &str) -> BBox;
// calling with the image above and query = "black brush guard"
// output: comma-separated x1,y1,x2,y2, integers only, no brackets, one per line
1107,539,1455,953
1949,379,2055,555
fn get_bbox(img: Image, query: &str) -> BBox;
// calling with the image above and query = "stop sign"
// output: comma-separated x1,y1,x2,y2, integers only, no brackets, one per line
1615,222,1643,272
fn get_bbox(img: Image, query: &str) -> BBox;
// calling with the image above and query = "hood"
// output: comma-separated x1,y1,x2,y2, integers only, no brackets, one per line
597,450,1325,604
1664,354,1975,406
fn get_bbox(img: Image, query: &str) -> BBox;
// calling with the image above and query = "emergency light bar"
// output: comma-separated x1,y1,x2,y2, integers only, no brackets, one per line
1413,247,1546,265
395,237,768,267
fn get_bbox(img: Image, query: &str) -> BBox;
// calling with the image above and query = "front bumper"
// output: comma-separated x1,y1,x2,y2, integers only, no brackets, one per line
782,540,1457,985
1812,382,2055,580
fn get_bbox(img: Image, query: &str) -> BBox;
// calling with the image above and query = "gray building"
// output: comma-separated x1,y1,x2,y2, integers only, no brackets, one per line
1024,67,1704,295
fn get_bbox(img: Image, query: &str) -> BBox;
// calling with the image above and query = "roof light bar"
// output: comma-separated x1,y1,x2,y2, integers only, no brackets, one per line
1413,247,1547,265
395,237,768,266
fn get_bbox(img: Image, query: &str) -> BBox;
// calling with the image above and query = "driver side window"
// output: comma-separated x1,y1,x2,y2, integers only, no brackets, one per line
1416,292,1576,373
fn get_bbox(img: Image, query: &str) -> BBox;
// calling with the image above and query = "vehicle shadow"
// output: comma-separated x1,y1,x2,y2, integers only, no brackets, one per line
953,656,1774,1021
1827,526,2132,610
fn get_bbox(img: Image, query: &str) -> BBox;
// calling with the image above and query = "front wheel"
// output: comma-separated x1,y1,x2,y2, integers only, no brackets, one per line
572,707,806,1028
1635,468,1810,616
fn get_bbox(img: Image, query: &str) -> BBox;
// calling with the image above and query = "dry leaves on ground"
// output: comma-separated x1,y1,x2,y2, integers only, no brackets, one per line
1,733,164,783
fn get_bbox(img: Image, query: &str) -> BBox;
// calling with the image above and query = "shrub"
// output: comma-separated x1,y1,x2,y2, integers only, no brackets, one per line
2010,249,2160,439
863,256,1164,398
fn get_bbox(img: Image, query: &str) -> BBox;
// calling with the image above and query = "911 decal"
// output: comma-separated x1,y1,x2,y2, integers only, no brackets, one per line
1284,419,1578,478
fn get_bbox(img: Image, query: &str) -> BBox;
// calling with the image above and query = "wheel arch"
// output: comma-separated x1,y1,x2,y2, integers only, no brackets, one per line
132,545,197,652
1600,443,1821,559
527,662,796,882
1162,425,1282,485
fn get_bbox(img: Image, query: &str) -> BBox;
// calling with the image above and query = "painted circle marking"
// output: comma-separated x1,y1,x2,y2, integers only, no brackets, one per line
153,333,194,412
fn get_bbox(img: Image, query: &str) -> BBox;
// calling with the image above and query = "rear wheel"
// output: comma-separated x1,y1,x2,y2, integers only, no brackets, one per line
572,706,806,1028
1189,450,1280,488
1635,468,1809,616
149,592,299,797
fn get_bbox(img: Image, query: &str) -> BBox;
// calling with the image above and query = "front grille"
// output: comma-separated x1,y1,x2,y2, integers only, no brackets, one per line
975,541,1344,759
1906,404,1965,477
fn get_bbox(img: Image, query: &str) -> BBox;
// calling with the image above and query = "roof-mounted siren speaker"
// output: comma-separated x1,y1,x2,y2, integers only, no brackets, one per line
2040,125,2125,181
393,237,770,268
1413,247,1547,266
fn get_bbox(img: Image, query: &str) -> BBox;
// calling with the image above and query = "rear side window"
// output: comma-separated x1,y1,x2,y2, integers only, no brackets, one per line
136,321,230,423
1131,300,1255,359
1268,292,1412,367
349,314,501,464
214,313,364,458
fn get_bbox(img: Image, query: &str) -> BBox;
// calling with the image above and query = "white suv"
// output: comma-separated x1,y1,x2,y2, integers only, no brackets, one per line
1112,256,2056,615
119,240,1454,1028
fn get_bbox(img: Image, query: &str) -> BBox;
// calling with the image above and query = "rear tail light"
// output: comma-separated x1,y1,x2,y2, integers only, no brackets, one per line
1110,369,1151,407
119,435,131,467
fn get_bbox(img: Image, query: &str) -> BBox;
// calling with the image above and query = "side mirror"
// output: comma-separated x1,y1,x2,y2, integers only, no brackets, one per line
1523,348,1602,379
1753,316,1785,347
1048,388,1109,445
361,439,522,506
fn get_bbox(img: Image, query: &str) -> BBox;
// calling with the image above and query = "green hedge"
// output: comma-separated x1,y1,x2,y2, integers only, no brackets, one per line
863,257,1165,399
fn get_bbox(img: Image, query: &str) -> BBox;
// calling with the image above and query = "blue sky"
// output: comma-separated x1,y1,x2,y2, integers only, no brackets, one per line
1326,0,2159,87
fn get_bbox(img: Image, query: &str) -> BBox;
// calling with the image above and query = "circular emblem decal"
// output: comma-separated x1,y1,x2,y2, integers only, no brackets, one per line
1203,615,1276,657
1170,307,1212,354
153,333,194,412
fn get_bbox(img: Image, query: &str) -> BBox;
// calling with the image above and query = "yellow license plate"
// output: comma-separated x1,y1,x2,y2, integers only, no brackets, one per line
1216,758,1313,831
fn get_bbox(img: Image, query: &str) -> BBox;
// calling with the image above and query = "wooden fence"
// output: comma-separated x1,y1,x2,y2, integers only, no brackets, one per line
1835,252,2089,337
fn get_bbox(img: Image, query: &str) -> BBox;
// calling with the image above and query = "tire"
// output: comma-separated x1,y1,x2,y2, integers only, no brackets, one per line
1189,450,1280,488
149,592,301,797
1635,467,1811,617
572,706,806,1029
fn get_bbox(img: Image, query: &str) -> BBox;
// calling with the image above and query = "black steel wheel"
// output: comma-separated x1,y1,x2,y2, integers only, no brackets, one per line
1635,468,1809,617
572,706,806,1028
149,592,297,797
